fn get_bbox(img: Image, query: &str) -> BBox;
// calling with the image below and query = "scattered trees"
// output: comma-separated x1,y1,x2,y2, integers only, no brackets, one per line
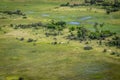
59,0,120,13
66,21,116,49
77,26,88,40
13,22,42,29
2,10,25,16
60,2,70,7
11,18,118,50
45,20,66,36
107,36,120,48
69,26,75,32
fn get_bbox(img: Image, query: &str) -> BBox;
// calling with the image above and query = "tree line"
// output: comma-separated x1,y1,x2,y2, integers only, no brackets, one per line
10,20,119,48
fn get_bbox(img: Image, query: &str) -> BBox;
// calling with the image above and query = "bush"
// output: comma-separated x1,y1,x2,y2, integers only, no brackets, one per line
14,22,42,29
55,21,66,27
102,2,112,6
20,37,24,41
89,32,101,39
85,42,89,44
116,54,120,57
107,36,120,48
103,49,107,52
51,41,57,45
10,24,13,27
19,77,24,80
69,26,75,32
110,51,120,57
60,2,69,7
84,46,93,50
23,16,27,19
27,38,34,42
110,52,116,55
111,7,119,12
2,10,25,16
106,9,110,14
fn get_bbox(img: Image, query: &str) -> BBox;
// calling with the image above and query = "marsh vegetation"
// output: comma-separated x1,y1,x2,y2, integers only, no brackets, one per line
0,0,120,80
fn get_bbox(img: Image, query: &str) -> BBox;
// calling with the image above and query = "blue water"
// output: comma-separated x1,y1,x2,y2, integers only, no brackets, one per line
25,11,34,14
80,16,92,21
41,14,50,17
59,16,65,18
68,21,80,25
87,22,95,24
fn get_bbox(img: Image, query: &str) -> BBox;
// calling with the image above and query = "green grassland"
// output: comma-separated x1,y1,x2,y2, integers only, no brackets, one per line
0,0,120,80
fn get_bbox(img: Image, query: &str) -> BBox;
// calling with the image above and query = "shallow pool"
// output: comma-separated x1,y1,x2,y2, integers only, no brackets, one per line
68,21,80,25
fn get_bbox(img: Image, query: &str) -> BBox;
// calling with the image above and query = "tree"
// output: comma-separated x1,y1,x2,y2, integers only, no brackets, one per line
55,21,66,28
106,9,110,14
84,0,89,3
46,24,56,30
77,26,87,39
93,22,99,32
69,26,75,32
113,0,120,7
55,21,66,35
99,23,104,28
90,0,96,5
19,77,24,80
77,30,82,38
99,22,104,32
114,0,118,4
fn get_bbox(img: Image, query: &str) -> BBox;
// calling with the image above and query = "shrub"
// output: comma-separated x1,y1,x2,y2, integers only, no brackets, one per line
89,32,101,39
60,2,69,7
23,16,27,19
102,2,111,6
55,21,66,27
2,10,25,16
116,54,120,57
110,52,116,55
51,41,57,45
107,36,120,48
69,26,75,32
20,37,24,41
10,24,13,27
84,46,93,50
85,42,89,44
106,9,111,14
110,51,120,57
27,38,33,42
19,77,24,80
103,49,107,52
